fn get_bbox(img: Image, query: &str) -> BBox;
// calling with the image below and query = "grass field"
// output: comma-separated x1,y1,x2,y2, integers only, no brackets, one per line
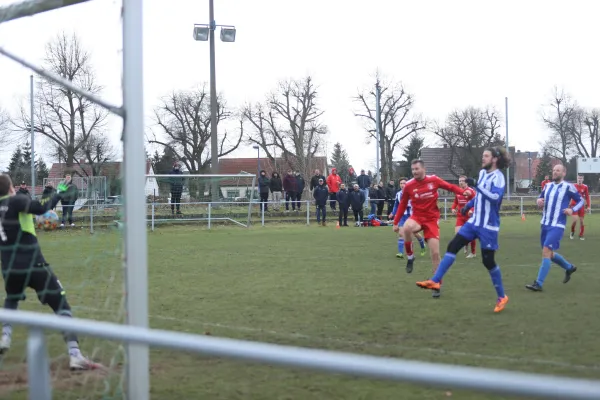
1,214,599,399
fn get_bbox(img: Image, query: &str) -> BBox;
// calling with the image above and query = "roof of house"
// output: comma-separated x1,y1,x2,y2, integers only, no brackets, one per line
48,161,153,180
218,156,328,185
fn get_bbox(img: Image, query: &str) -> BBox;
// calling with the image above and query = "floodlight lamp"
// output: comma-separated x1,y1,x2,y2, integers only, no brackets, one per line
193,25,209,41
252,145,259,150
220,27,236,42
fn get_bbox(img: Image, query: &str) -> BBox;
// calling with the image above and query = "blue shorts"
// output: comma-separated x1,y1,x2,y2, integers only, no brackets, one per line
399,215,409,227
540,225,564,250
457,222,499,251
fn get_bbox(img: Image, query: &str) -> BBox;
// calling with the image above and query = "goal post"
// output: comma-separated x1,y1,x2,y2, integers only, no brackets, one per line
146,173,257,229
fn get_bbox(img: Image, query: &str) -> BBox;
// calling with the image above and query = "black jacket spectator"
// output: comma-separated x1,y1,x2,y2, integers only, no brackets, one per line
349,189,365,210
296,174,305,194
270,173,282,192
357,174,371,189
368,186,379,201
310,174,326,190
376,186,386,203
385,183,396,200
336,188,350,208
169,167,184,195
313,184,329,206
258,171,270,194
17,184,30,197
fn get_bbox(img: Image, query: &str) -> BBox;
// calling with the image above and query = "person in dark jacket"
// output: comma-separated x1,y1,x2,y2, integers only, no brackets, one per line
368,183,379,216
59,174,79,227
258,170,270,211
17,182,31,197
169,163,184,215
376,182,386,219
349,184,366,226
313,178,329,226
269,172,283,211
336,183,350,227
295,171,305,211
386,179,397,216
357,170,371,208
282,169,298,211
309,169,326,191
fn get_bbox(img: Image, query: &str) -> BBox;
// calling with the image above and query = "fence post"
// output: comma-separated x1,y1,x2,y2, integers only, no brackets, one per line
444,199,447,220
90,203,94,234
261,202,265,227
306,200,310,225
208,203,212,230
520,197,523,216
151,201,155,232
27,329,51,400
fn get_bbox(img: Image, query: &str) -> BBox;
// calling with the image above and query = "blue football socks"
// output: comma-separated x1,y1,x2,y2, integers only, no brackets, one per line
488,266,505,298
417,237,425,249
551,253,572,270
432,253,456,282
536,258,552,286
397,239,404,254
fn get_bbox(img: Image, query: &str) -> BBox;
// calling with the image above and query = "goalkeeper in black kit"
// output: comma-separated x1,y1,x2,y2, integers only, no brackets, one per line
0,175,100,370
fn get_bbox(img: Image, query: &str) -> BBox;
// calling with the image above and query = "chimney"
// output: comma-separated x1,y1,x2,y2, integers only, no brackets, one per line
442,144,447,148
79,158,86,164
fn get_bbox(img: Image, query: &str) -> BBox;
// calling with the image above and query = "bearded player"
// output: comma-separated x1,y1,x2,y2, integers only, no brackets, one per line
415,148,511,313
451,175,476,258
569,175,590,240
393,160,466,298
389,177,426,259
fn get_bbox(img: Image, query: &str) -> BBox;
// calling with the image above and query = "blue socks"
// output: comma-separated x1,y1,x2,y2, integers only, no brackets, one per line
397,239,404,254
417,237,425,249
488,266,505,298
432,253,456,282
551,253,572,270
536,258,552,286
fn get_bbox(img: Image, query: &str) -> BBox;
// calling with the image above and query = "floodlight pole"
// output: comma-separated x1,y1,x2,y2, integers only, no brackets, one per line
375,83,381,184
30,75,35,197
209,0,219,203
505,97,510,199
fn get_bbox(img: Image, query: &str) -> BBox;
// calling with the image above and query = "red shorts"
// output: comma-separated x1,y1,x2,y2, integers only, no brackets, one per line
574,208,586,218
408,215,440,240
456,215,470,227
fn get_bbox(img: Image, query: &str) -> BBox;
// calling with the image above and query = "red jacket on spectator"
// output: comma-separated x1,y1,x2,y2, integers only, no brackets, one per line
326,169,342,193
283,173,298,193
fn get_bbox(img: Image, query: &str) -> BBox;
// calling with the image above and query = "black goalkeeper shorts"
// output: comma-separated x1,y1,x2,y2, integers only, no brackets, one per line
2,263,64,302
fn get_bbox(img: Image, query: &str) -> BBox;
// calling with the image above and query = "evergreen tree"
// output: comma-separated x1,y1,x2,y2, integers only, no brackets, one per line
534,151,553,187
20,141,32,185
7,146,25,183
329,142,351,184
398,134,425,178
36,157,50,183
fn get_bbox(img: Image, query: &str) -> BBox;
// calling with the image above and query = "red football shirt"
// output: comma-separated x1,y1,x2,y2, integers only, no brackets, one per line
394,175,464,225
452,187,476,211
541,180,551,190
571,183,590,207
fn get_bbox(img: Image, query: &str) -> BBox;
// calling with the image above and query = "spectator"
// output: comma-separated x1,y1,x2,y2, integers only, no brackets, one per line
356,169,371,208
295,171,305,211
386,179,396,216
258,170,270,212
326,168,343,210
310,169,326,191
376,182,386,219
269,172,283,211
349,184,365,226
59,174,79,227
17,181,31,197
283,169,298,212
169,162,184,215
336,183,350,227
313,178,329,226
368,183,379,216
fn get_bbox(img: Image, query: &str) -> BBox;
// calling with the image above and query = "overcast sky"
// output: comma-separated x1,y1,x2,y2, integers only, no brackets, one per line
0,0,598,172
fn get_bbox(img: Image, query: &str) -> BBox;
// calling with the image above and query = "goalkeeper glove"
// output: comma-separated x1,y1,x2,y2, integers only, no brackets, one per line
57,183,68,193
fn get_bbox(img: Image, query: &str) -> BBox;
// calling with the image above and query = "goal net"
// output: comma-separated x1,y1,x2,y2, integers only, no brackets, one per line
145,173,257,229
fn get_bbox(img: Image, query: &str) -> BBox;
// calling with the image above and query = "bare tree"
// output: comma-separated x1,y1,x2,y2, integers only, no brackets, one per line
542,87,579,165
433,106,504,178
570,108,600,158
148,84,242,175
10,33,108,173
75,134,116,176
354,73,426,183
242,76,327,177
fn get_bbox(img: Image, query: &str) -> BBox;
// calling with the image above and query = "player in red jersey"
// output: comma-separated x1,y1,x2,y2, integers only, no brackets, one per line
393,159,466,298
570,175,591,240
451,175,477,258
540,176,551,191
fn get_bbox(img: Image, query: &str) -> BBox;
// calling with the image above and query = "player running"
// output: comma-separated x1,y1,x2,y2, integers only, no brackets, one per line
451,175,476,258
393,160,465,298
415,147,511,313
0,174,100,370
525,164,582,292
569,175,590,240
389,177,426,259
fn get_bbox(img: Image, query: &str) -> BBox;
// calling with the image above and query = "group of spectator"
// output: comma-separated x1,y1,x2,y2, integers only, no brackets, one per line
16,175,79,227
258,168,404,226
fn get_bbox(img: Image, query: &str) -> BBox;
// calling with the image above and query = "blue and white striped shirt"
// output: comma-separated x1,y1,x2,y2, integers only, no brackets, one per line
391,190,411,217
465,169,505,231
539,181,584,229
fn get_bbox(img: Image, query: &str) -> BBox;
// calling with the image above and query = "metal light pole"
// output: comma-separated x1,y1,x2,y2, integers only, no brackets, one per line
30,75,35,198
253,145,260,177
528,151,532,185
193,0,236,203
375,83,381,184
505,97,510,199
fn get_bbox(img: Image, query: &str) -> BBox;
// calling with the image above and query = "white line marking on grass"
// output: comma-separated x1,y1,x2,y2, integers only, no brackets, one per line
75,306,600,372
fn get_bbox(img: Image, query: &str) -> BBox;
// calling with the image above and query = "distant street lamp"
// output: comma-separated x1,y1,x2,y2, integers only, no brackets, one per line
252,145,260,177
193,0,236,202
528,151,532,187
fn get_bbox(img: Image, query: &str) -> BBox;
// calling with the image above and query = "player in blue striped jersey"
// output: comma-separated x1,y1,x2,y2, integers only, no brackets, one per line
389,178,425,258
525,164,582,292
416,147,510,313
